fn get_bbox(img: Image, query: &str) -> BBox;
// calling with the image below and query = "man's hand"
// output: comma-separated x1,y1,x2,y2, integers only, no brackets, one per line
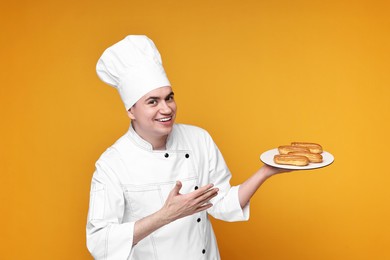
159,181,219,223
261,164,292,178
133,181,218,245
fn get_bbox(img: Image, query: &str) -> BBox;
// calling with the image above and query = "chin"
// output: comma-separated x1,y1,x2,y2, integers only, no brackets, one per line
162,126,174,135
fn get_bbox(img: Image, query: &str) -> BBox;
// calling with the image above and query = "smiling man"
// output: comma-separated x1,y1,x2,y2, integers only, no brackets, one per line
128,88,176,150
86,35,287,260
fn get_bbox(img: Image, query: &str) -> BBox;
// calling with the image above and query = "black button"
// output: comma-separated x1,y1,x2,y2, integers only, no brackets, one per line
194,186,198,190
197,218,201,222
164,153,169,158
185,153,190,158
202,249,206,254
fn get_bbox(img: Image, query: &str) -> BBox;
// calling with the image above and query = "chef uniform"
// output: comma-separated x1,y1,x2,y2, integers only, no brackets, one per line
86,35,250,260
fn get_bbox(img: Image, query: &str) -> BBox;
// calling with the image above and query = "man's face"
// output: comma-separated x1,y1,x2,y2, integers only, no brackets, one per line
128,86,177,145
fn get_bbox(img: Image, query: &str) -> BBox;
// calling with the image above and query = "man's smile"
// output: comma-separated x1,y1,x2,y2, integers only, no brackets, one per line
156,116,173,122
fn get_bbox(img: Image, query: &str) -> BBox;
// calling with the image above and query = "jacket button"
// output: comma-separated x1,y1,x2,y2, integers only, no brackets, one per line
185,153,190,158
164,153,169,158
194,186,198,190
197,218,201,223
202,249,206,254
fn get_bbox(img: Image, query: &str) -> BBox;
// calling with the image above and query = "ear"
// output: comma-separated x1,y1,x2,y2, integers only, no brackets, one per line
127,108,136,120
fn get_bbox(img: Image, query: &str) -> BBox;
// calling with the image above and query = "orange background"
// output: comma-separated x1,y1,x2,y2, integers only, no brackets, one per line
1,0,390,259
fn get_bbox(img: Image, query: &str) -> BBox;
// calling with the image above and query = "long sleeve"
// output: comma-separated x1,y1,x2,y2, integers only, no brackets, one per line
86,161,134,260
205,134,250,222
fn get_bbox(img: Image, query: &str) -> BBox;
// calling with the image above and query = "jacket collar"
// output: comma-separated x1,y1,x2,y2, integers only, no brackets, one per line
127,123,175,151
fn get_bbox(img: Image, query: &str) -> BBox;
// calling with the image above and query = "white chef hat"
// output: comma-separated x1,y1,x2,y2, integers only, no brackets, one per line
96,35,171,110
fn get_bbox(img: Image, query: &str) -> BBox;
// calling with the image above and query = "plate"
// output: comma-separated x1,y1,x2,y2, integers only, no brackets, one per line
260,148,334,170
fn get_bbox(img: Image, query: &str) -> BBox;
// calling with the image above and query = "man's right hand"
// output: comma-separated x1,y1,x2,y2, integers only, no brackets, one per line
159,181,219,223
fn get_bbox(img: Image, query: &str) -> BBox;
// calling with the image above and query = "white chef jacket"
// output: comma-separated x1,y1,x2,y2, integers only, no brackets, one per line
86,123,250,260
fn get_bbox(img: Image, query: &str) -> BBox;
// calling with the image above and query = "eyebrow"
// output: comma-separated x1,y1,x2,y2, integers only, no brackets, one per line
145,91,174,101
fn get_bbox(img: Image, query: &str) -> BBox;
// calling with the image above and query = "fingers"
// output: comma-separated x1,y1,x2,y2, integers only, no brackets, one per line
172,181,219,207
194,202,214,213
194,188,219,212
163,182,219,220
189,184,219,210
173,182,216,198
195,187,219,206
195,183,215,194
193,184,219,200
171,181,182,195
173,181,183,194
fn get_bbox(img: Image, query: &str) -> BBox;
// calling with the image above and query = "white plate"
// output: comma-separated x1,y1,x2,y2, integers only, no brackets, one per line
260,148,334,170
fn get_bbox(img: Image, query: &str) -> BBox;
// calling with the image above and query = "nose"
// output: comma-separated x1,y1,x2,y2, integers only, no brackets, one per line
159,101,173,114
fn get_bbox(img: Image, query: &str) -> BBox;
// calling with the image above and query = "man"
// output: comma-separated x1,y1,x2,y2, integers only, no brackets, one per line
86,35,286,259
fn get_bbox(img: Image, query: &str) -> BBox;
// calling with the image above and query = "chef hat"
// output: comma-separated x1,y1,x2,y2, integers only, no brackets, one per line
96,35,171,110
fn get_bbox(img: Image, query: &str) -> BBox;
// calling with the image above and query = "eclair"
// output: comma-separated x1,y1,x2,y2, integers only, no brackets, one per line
288,151,323,163
291,142,323,154
274,154,310,166
278,145,310,155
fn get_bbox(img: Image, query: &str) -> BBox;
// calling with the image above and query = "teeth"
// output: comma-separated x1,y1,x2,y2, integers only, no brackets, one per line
157,117,171,122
